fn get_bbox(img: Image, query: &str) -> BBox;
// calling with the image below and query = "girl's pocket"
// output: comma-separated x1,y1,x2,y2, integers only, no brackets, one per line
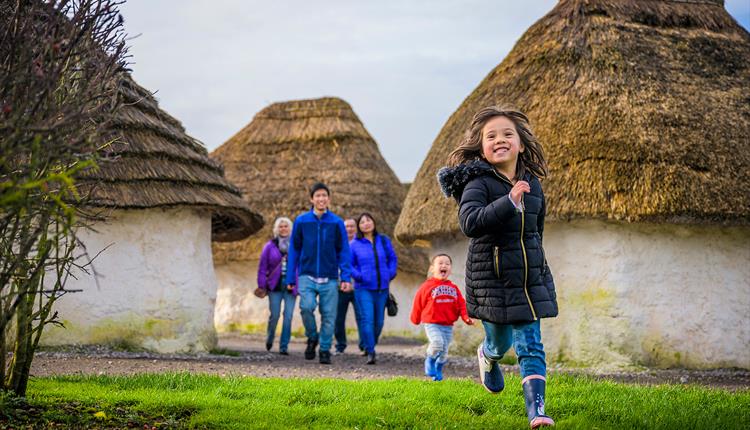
493,246,501,278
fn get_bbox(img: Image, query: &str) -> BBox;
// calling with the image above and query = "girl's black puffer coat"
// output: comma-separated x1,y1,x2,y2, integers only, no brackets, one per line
438,160,558,324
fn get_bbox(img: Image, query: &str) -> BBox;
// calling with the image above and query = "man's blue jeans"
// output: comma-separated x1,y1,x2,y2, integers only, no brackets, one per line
266,289,297,352
354,288,388,354
482,319,546,378
335,290,364,352
298,277,339,352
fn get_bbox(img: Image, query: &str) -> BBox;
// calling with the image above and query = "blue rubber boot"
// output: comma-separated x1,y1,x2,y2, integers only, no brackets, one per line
523,376,555,428
433,361,445,381
477,345,504,393
424,356,437,378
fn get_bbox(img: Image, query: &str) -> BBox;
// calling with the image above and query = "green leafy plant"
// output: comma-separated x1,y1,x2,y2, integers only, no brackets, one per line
0,0,128,396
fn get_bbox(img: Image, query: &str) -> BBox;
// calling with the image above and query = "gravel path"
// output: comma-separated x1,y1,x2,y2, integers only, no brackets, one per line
30,334,750,390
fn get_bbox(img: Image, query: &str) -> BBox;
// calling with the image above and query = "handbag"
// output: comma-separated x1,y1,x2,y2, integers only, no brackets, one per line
386,292,398,317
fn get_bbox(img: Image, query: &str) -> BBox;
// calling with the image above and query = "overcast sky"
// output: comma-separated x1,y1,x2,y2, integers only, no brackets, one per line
119,1,750,183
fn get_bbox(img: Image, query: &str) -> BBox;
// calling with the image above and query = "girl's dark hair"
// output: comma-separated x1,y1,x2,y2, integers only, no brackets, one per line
355,212,379,239
447,106,548,180
431,253,452,264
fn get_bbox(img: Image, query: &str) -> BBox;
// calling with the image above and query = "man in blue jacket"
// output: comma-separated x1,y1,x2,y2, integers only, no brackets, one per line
286,182,352,364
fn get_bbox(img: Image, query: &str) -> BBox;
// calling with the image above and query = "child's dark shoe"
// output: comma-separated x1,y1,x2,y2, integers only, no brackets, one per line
522,375,554,428
424,356,437,377
433,361,445,381
477,345,504,393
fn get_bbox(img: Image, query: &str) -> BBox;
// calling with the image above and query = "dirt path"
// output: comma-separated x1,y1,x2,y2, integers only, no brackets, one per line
31,334,750,390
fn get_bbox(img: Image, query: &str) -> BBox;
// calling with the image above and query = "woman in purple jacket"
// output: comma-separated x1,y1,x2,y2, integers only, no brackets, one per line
258,217,297,354
350,213,398,364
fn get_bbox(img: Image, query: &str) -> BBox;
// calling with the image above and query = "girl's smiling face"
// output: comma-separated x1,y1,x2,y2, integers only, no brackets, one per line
481,116,523,168
432,256,452,280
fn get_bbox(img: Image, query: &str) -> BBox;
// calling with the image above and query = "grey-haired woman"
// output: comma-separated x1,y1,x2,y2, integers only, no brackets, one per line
257,217,297,354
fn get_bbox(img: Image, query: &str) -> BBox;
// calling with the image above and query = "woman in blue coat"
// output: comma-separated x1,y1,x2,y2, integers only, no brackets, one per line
350,212,398,364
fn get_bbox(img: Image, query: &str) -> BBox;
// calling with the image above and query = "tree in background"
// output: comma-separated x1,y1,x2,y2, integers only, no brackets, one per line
0,0,129,396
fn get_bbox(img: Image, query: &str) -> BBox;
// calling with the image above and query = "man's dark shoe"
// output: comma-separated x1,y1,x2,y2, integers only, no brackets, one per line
366,352,376,365
319,350,331,364
305,338,318,360
265,341,272,351
279,350,289,356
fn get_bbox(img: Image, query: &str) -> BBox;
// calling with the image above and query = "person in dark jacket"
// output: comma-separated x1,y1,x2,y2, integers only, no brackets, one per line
350,213,398,364
286,182,352,364
438,106,557,429
257,217,296,355
334,218,365,354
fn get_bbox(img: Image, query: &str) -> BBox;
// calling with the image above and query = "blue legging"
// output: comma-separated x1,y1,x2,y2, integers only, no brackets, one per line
266,289,297,352
482,319,546,378
354,288,389,354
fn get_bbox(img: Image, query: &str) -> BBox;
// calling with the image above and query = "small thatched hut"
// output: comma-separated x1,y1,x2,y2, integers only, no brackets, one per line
211,97,426,332
45,76,263,353
396,0,749,368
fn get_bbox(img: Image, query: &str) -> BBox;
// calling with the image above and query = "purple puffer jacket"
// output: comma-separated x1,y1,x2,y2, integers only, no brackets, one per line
257,239,298,296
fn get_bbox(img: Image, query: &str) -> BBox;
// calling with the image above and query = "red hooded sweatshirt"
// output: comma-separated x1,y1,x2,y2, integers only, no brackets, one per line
410,278,470,326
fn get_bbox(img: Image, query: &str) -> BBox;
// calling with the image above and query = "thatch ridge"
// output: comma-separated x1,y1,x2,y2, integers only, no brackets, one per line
84,76,263,242
395,0,750,244
211,97,427,272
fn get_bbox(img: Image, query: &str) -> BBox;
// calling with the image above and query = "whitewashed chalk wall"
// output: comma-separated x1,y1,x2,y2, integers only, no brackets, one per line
43,208,219,353
431,220,750,369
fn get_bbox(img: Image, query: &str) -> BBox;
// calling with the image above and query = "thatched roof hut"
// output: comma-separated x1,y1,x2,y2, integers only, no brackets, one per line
83,76,263,242
212,96,425,271
46,76,263,353
394,0,750,369
210,97,428,333
396,0,749,245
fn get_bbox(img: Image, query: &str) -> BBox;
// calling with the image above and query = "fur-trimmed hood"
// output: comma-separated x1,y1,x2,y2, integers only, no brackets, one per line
437,160,496,201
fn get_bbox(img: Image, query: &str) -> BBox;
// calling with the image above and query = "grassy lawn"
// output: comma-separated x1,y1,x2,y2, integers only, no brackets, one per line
3,373,748,429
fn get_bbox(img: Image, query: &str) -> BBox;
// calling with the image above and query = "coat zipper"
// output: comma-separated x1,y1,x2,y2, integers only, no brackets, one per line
492,169,513,186
493,246,500,278
316,220,321,278
520,196,537,320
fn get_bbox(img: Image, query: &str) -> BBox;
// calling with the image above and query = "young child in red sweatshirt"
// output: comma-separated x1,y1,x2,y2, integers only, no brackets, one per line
410,254,473,381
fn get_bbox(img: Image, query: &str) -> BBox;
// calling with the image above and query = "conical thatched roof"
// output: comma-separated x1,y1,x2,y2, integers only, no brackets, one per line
83,77,263,242
211,97,426,272
396,0,750,245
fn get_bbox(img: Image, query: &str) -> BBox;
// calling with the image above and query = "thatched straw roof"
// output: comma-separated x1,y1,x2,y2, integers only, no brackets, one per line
211,97,426,272
83,77,263,242
396,0,750,245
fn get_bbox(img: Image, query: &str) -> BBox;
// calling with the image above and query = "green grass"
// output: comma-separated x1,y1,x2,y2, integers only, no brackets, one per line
7,373,749,429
